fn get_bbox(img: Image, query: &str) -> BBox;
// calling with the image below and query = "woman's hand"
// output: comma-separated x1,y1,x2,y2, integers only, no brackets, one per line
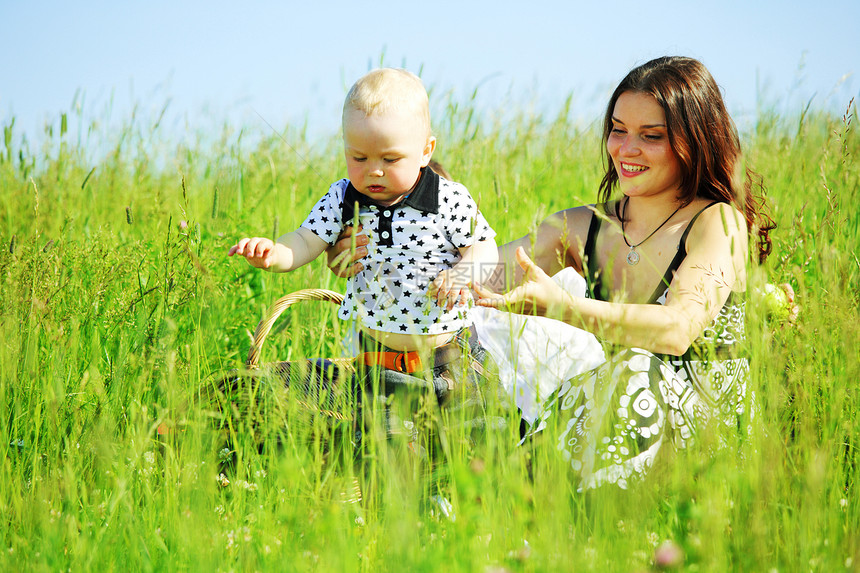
779,283,801,324
473,247,575,320
325,225,369,278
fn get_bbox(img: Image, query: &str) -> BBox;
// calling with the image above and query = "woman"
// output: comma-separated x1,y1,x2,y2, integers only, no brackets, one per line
328,57,775,489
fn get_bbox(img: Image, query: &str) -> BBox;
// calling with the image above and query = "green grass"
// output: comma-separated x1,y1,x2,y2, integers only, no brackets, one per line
0,94,858,572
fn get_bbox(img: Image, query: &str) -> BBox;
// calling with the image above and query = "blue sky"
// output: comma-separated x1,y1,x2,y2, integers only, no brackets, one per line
2,0,858,142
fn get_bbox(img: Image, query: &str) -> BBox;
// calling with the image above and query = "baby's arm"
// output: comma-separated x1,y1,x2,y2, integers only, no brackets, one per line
228,228,329,272
431,238,500,309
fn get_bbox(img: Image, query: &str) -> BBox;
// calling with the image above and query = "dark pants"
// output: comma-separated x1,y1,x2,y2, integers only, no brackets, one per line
267,326,496,431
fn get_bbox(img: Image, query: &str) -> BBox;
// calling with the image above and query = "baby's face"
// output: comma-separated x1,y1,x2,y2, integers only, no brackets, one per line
343,107,435,207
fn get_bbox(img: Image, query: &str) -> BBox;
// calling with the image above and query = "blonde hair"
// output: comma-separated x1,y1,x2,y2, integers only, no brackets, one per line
342,68,431,133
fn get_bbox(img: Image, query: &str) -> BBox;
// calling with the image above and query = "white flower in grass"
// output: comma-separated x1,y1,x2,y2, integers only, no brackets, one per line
237,480,258,492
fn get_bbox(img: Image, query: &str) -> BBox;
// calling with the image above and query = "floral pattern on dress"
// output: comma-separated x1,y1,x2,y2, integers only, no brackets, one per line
527,296,750,491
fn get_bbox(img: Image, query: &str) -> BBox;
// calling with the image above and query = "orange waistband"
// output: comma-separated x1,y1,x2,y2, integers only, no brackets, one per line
358,351,424,373
357,325,477,374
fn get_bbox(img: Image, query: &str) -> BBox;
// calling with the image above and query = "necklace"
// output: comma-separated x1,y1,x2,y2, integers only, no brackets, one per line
620,196,683,265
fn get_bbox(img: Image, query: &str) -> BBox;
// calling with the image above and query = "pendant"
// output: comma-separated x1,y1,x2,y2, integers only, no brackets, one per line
626,248,640,265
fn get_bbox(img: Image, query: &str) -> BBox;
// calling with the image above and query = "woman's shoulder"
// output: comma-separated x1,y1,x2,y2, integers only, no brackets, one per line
683,199,749,255
687,200,746,235
534,204,614,273
544,203,613,229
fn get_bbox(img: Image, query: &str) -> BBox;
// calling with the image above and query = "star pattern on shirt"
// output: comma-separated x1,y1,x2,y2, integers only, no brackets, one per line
300,175,495,335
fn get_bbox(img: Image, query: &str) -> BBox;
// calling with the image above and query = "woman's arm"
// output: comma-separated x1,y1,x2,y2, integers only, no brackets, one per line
324,206,595,286
653,202,748,353
483,206,595,291
475,203,748,356
476,247,698,354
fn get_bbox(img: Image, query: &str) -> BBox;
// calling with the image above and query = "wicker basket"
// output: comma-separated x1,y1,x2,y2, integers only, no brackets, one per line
208,288,359,443
205,287,503,482
245,288,354,373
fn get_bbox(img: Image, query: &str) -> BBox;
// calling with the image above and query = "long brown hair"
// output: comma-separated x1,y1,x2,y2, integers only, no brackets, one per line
598,56,774,262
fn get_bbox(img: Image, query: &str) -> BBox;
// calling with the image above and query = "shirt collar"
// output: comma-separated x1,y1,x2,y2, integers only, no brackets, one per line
341,167,440,222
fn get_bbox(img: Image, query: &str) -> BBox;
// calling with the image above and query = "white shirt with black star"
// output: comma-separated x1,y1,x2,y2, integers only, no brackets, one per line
300,168,496,335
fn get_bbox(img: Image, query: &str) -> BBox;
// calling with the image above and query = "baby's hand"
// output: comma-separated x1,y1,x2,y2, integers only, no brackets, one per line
228,237,279,269
430,269,472,311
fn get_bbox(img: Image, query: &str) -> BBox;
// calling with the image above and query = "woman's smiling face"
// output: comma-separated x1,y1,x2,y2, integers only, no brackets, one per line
606,91,682,200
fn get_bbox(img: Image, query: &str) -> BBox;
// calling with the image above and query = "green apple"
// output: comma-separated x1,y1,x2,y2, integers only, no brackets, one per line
761,283,790,320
